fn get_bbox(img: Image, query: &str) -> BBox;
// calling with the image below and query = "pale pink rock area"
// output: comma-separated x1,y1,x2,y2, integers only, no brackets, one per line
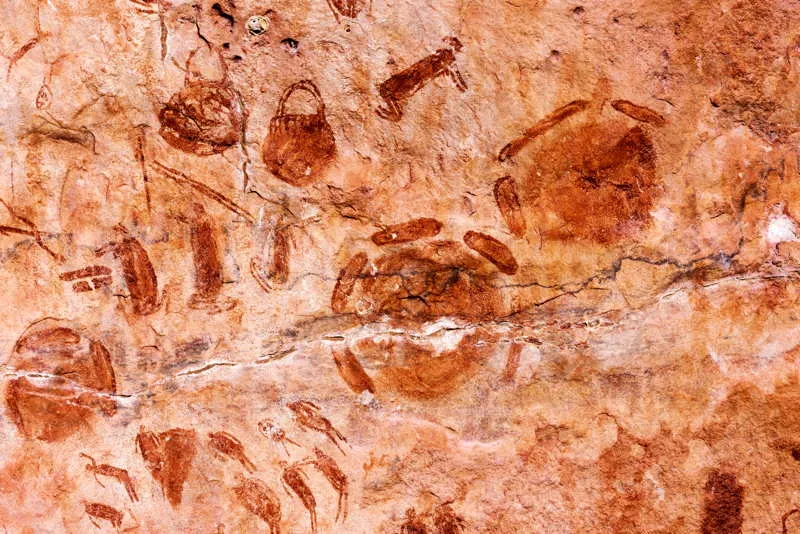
2,0,800,532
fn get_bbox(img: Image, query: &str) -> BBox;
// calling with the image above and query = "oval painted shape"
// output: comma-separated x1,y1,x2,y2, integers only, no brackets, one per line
158,81,243,156
331,252,368,313
97,234,159,315
370,218,442,246
332,348,376,394
6,377,94,442
190,204,223,302
270,226,291,285
233,476,282,532
359,242,503,321
6,319,119,442
611,99,666,127
15,327,81,353
89,340,117,393
493,176,526,238
375,330,496,400
463,231,518,275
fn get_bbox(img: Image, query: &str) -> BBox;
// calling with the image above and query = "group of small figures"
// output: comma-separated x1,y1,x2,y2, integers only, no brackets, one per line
78,397,467,532
78,400,349,533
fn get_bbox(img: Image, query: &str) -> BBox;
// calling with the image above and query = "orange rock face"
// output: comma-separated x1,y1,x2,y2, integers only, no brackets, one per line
3,0,800,531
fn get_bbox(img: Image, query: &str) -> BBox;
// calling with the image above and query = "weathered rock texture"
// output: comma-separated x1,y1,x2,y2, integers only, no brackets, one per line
2,0,800,532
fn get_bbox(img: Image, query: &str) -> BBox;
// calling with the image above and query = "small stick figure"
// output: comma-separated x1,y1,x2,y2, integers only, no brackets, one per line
83,501,123,530
80,453,138,502
281,462,317,534
208,431,257,472
257,419,301,456
233,474,282,534
286,400,348,454
305,447,348,522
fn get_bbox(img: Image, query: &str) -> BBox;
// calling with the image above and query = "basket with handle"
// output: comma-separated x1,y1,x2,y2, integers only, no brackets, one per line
261,80,336,187
158,49,243,156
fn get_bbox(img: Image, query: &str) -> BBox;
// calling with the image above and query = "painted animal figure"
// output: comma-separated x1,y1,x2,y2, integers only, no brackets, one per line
81,453,138,502
208,431,256,472
287,400,348,454
377,38,467,122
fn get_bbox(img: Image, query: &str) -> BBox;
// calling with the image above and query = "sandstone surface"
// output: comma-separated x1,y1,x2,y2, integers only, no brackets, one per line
2,0,800,532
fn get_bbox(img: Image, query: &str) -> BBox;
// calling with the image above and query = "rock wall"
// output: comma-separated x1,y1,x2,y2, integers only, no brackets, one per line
2,0,800,532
